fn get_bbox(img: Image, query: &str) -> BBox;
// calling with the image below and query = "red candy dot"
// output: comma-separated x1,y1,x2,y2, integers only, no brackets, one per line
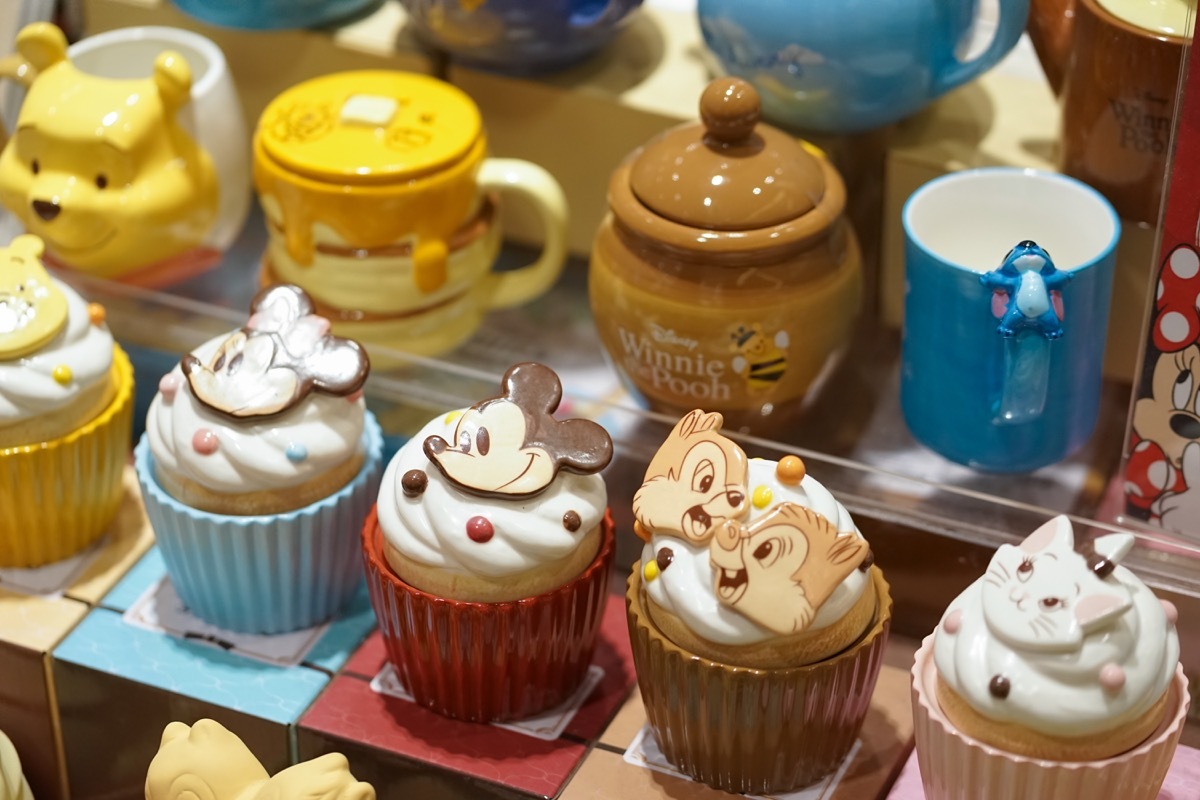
466,515,494,543
192,429,219,455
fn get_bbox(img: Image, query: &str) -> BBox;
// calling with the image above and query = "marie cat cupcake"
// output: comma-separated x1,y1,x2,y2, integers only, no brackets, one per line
1,234,134,567
913,515,1188,800
363,361,615,722
627,409,891,794
136,284,382,634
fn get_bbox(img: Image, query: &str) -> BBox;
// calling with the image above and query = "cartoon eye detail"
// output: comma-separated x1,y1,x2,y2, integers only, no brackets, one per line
753,538,781,568
227,353,243,374
692,459,715,494
30,159,39,175
1017,558,1034,582
457,430,472,453
213,351,226,372
475,427,490,456
1173,370,1193,410
1038,597,1064,610
95,174,108,190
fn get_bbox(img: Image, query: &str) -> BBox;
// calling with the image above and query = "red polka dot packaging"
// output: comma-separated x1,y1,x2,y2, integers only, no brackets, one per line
134,285,382,634
626,409,891,794
362,361,615,722
1,234,134,567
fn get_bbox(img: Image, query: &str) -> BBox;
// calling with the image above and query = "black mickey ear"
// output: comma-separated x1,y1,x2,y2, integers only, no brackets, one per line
502,362,561,416
251,284,315,327
306,339,370,396
556,418,614,474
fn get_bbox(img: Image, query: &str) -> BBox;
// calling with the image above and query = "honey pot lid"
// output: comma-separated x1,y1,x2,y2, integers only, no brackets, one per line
628,78,826,231
257,71,482,185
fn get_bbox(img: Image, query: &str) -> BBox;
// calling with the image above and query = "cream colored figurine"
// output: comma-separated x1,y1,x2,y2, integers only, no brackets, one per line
0,730,33,800
145,720,373,800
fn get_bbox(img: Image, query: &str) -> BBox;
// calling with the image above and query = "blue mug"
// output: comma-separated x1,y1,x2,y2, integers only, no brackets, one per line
401,0,644,73
901,168,1120,472
171,0,381,30
697,0,1029,133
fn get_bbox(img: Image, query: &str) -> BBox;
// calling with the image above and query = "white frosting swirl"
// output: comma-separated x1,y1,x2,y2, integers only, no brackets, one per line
377,410,608,578
147,333,365,493
643,458,869,646
0,279,114,424
934,532,1179,737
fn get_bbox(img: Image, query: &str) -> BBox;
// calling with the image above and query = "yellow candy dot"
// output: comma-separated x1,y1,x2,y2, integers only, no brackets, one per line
752,484,773,509
443,410,463,424
87,303,106,326
52,365,72,385
643,561,660,582
777,455,806,486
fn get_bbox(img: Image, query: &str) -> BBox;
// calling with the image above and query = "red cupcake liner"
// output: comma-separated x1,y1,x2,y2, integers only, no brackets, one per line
626,564,893,794
363,506,615,722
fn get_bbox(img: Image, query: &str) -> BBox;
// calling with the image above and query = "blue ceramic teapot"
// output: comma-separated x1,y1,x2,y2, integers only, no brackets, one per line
698,0,1030,133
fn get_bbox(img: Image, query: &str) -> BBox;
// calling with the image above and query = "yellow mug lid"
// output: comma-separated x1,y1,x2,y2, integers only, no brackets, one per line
257,71,483,184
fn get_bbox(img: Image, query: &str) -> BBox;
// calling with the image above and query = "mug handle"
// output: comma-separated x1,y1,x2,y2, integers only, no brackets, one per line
476,158,569,309
0,53,38,148
933,0,1031,97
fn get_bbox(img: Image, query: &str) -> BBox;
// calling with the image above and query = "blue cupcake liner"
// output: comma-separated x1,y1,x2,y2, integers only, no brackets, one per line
135,412,383,635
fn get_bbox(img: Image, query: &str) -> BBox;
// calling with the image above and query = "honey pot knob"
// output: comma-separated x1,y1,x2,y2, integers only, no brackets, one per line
700,78,761,144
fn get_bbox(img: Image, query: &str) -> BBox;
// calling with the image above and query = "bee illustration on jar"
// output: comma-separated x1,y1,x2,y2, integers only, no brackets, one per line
730,324,789,393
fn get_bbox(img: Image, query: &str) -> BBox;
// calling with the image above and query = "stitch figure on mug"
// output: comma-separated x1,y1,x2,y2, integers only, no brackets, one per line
981,241,1073,339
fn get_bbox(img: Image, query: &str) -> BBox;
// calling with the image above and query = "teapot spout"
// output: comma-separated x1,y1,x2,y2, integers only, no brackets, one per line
1027,0,1076,95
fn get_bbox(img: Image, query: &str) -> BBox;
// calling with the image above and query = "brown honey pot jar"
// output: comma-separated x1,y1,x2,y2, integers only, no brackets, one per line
588,78,862,433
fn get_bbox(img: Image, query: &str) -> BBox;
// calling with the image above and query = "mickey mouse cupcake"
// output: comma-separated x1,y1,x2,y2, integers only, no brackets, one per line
1,234,134,567
913,516,1188,800
136,284,382,634
627,409,891,793
363,361,615,721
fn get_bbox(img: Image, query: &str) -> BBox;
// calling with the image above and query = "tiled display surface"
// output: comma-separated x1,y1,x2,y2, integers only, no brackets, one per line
51,547,376,800
0,469,153,800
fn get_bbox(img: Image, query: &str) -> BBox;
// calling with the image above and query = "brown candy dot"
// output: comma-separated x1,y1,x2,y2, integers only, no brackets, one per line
858,549,874,572
401,469,428,497
988,675,1011,699
656,547,674,572
563,510,582,532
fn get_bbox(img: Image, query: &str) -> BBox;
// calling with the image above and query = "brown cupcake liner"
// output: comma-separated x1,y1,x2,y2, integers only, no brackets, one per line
911,634,1190,800
0,346,134,568
626,563,892,794
363,506,615,722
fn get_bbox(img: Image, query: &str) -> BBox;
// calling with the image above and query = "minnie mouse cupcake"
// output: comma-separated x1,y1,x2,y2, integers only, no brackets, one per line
913,516,1188,799
1,234,134,567
363,361,614,721
627,409,891,793
136,284,382,634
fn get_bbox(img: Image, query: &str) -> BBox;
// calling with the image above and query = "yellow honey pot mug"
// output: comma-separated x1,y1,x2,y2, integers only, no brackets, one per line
254,70,568,358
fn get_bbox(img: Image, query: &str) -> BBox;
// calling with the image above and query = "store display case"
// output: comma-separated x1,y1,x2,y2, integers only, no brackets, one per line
0,0,1197,797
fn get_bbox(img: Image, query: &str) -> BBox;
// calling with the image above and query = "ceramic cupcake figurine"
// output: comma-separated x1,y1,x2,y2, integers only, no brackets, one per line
363,361,615,721
0,729,33,800
626,409,891,793
913,516,1188,800
135,284,382,634
0,234,134,567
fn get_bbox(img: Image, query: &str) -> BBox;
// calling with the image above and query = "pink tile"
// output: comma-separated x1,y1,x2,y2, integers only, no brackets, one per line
342,630,388,678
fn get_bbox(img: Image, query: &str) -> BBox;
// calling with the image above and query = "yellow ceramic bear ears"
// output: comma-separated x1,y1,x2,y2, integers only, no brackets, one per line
0,234,68,360
145,719,375,800
0,23,218,280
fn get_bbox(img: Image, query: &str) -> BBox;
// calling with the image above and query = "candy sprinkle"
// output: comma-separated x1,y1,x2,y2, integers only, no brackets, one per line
466,515,494,543
751,484,773,509
87,303,106,326
158,373,183,400
52,365,72,385
286,443,308,463
192,429,219,455
643,561,660,582
776,455,806,485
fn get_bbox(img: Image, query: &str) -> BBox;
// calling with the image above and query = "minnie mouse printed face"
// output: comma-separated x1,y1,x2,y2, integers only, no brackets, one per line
181,285,369,420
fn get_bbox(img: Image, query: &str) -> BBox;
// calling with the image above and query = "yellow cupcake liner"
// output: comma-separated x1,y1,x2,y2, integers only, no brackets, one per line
0,346,134,567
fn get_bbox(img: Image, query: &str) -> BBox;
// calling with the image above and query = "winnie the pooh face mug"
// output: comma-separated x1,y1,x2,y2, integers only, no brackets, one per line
0,23,249,285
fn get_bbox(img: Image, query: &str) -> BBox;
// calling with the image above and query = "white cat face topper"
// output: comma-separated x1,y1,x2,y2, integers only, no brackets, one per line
981,515,1133,653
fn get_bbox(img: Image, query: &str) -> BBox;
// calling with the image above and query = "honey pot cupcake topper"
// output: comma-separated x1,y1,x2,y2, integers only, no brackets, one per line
180,284,369,420
422,361,613,498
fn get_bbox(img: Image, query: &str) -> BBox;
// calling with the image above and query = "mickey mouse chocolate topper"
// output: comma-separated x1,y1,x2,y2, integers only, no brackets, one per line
182,284,369,419
423,362,613,498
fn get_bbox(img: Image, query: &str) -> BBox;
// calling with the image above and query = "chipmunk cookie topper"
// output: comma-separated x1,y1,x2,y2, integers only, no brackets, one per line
633,409,749,543
423,361,613,498
181,284,369,420
0,234,68,359
710,502,868,635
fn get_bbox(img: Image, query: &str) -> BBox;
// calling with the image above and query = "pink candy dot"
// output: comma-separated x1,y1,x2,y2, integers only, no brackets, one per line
1100,663,1126,692
192,429,219,455
942,610,962,635
1161,600,1179,625
466,516,494,543
159,373,183,400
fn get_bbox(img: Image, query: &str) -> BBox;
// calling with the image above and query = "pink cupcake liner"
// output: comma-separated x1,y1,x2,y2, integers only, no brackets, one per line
363,507,615,722
911,634,1190,800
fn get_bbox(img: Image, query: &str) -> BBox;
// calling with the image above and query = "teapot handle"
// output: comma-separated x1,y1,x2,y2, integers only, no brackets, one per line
0,53,37,148
933,0,1031,97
